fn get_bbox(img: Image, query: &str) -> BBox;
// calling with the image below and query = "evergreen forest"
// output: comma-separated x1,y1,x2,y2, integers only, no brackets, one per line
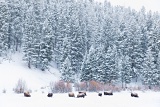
0,0,160,88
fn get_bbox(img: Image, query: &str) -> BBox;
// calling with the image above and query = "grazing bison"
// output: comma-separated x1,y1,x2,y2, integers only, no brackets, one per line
131,92,138,98
47,93,53,97
98,92,102,97
77,93,85,98
24,92,31,97
78,91,87,96
104,91,113,95
68,92,75,97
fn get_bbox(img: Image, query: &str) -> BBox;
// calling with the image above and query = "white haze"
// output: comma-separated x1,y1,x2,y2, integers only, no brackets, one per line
96,0,160,12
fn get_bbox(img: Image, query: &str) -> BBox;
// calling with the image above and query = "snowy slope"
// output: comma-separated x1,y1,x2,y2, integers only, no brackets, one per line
0,53,60,92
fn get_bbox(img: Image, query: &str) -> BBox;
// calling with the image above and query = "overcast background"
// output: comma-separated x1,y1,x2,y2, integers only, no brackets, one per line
96,0,160,12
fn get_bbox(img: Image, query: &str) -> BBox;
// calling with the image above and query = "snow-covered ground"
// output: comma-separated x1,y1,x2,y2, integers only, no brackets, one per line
0,53,60,92
0,53,160,107
0,91,160,107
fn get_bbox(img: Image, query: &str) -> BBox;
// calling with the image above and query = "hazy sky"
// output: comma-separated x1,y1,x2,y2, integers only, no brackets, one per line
96,0,160,12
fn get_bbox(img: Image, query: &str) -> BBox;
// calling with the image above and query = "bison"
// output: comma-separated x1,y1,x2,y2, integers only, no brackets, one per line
98,92,102,97
78,91,87,96
24,92,31,97
104,91,113,95
77,93,85,98
47,93,53,97
68,92,75,97
131,92,139,98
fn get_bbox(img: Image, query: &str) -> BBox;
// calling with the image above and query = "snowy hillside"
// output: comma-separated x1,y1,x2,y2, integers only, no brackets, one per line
0,53,60,92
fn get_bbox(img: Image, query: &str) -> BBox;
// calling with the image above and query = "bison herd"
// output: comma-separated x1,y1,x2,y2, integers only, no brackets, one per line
23,91,139,98
68,91,86,98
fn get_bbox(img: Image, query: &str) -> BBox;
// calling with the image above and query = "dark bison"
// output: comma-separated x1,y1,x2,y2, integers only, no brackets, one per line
47,93,53,97
24,92,31,97
77,93,85,98
68,92,75,97
98,92,102,97
131,92,139,98
104,91,113,95
78,91,87,96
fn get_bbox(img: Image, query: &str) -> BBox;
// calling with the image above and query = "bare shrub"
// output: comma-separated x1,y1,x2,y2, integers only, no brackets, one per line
75,82,87,91
66,82,72,92
2,88,6,93
103,83,122,92
14,79,27,93
152,86,160,91
88,81,102,92
74,81,103,92
50,81,72,93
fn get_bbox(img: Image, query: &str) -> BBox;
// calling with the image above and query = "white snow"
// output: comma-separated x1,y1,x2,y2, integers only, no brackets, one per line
0,91,160,107
0,53,160,107
0,53,60,92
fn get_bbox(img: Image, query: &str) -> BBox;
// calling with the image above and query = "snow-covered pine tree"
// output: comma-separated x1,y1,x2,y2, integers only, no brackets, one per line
93,44,106,82
121,55,132,88
6,0,23,52
23,1,42,69
106,46,118,83
81,45,97,82
155,51,160,86
142,47,157,87
45,0,62,68
60,57,75,83
69,0,84,75
80,52,91,82
22,9,35,68
39,20,54,71
0,1,9,57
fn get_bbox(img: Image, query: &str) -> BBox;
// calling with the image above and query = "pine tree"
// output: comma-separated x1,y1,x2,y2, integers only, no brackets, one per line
0,1,9,57
142,48,156,87
60,57,75,82
70,35,84,76
81,46,96,82
22,12,35,68
39,24,54,71
105,46,118,83
6,0,23,51
121,55,132,88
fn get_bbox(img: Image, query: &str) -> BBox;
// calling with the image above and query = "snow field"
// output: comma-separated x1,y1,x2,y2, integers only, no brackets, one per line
0,91,160,107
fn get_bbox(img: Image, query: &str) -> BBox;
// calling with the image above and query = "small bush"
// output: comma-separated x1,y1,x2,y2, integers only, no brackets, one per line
103,83,122,92
74,82,88,91
2,88,6,93
88,81,102,92
74,81,103,92
74,82,86,91
79,82,87,91
50,81,72,93
66,82,72,92
14,79,27,93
